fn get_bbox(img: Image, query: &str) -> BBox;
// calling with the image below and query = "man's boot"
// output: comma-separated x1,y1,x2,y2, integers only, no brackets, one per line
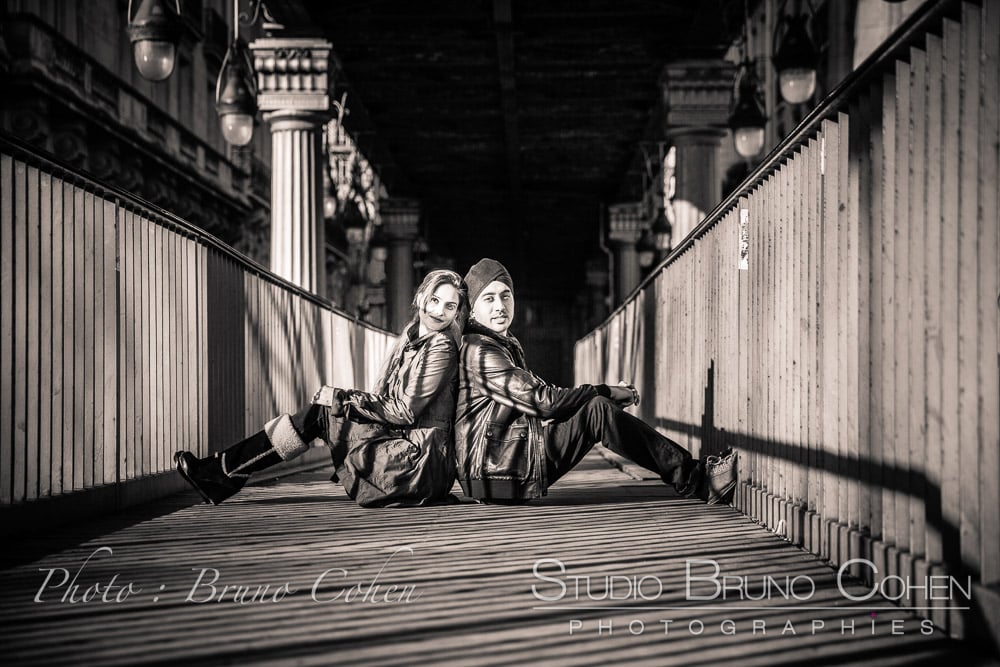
675,457,706,499
175,413,311,505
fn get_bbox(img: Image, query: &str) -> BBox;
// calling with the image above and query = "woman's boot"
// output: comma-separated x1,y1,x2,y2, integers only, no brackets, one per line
175,413,312,505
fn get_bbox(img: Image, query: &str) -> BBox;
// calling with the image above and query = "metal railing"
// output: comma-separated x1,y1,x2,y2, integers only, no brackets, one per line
575,0,998,640
0,135,395,519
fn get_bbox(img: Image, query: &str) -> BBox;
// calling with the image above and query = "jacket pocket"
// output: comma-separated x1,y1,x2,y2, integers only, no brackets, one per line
482,420,530,478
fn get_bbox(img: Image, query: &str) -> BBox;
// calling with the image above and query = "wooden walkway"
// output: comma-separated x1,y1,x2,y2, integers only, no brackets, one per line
2,450,995,667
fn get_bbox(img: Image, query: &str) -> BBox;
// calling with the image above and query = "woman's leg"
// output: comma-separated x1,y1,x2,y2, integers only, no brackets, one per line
175,403,328,505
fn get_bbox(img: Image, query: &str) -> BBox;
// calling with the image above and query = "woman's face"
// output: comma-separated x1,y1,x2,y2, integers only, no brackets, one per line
417,283,461,335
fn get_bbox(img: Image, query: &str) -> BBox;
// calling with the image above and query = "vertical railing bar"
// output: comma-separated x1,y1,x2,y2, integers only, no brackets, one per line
957,1,982,578
907,45,929,565
114,198,122,501
976,0,1000,588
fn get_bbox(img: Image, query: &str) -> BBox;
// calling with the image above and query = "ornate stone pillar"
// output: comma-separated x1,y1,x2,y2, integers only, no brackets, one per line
670,129,727,241
584,256,610,327
249,37,332,296
607,202,645,305
661,60,732,243
380,198,420,331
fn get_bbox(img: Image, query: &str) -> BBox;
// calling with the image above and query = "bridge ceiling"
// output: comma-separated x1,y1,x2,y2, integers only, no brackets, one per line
268,0,742,298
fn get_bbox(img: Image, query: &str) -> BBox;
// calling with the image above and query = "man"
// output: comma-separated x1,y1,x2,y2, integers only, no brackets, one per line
454,257,703,502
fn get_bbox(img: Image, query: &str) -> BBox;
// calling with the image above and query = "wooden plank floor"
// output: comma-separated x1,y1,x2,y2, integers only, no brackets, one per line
2,450,995,667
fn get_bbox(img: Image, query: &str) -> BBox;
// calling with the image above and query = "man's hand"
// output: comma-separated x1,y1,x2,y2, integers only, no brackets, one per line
609,383,639,407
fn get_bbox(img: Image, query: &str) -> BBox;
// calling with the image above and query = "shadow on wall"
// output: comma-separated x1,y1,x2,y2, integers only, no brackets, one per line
649,359,998,654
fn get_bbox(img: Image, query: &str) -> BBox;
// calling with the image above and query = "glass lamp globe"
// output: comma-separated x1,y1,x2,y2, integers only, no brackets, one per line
221,113,254,146
778,68,817,105
323,195,338,220
133,40,176,81
734,126,765,159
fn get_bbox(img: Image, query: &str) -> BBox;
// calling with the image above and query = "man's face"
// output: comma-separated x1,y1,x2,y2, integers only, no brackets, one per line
472,280,515,335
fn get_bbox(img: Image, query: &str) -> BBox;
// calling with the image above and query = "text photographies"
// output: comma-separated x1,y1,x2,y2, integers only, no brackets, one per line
531,557,972,637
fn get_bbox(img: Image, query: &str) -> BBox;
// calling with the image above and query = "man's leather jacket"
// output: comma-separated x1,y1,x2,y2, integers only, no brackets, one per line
455,321,600,501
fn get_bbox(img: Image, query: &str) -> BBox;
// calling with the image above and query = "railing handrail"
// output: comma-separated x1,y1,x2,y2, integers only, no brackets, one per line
0,132,393,336
598,0,958,331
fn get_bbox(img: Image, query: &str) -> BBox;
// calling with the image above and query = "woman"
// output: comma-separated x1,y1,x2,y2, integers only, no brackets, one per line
174,269,467,507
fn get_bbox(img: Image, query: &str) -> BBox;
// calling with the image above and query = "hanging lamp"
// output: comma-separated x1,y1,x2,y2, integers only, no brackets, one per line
729,60,767,159
214,0,258,146
126,0,182,81
773,13,819,104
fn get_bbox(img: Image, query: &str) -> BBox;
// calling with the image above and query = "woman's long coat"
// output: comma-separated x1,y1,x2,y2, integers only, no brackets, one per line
331,328,459,507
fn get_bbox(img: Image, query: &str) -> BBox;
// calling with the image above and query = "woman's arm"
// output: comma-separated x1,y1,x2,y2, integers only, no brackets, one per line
343,334,458,426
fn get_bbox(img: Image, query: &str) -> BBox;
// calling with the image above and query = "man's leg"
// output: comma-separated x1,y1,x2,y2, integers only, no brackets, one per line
544,396,694,488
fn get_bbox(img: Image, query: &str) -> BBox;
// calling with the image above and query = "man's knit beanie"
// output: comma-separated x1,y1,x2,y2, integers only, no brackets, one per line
463,258,513,306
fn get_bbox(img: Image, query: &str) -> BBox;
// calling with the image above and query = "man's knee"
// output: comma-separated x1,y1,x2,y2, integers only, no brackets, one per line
582,395,624,422
577,395,624,435
586,395,619,412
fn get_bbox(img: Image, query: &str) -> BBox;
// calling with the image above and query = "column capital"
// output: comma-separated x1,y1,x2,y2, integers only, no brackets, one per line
379,198,420,242
250,37,332,122
262,110,331,132
669,127,728,146
660,58,735,130
607,202,645,245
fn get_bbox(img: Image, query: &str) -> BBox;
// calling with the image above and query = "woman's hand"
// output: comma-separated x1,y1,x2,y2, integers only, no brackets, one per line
312,385,347,416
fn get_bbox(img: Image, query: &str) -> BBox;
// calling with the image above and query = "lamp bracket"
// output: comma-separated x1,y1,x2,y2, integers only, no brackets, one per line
639,141,667,189
331,92,350,126
239,0,266,27
214,43,257,106
127,0,182,22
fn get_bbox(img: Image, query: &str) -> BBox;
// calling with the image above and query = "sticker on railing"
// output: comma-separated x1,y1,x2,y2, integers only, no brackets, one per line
738,208,749,271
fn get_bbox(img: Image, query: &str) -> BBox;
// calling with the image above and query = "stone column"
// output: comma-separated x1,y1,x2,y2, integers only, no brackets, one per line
249,37,332,296
607,202,645,305
661,60,732,243
670,129,726,241
584,257,610,327
380,198,420,331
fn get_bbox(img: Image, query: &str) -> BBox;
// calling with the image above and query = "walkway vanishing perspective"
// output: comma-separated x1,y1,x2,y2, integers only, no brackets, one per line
2,450,994,667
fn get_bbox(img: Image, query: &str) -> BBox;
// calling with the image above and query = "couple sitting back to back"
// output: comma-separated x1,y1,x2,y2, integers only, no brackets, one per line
175,258,703,507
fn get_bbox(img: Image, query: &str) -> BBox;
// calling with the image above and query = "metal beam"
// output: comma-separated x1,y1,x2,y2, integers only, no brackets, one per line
493,0,521,201
492,0,528,278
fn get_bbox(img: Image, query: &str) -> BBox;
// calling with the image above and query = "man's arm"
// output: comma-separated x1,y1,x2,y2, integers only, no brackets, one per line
467,337,608,420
